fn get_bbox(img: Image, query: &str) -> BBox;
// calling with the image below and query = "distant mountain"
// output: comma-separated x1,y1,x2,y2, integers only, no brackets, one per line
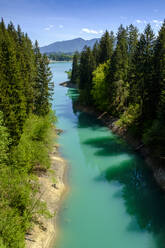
40,38,100,54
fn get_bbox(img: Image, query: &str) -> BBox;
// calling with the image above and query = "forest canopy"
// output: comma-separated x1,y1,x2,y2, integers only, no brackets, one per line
70,22,165,162
0,19,54,247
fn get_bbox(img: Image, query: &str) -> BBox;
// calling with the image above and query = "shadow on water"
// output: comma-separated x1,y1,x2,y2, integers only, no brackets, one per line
66,88,79,101
102,158,165,247
56,88,79,120
83,136,131,157
77,112,105,130
68,87,165,248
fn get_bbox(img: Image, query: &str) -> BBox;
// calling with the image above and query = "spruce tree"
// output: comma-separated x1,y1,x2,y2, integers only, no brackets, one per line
107,25,129,115
34,41,53,116
0,20,26,144
99,30,114,64
71,51,79,85
127,24,139,63
111,25,128,82
154,20,165,120
132,24,155,122
127,25,139,103
79,46,95,103
92,41,100,67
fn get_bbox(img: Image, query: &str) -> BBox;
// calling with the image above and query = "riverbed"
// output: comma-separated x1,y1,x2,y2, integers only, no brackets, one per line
51,61,165,248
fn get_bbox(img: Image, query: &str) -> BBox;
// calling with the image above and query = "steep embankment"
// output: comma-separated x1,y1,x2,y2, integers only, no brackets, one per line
26,143,67,248
70,95,165,191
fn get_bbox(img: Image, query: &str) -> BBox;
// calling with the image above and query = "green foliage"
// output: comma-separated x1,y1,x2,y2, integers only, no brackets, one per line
110,25,128,83
71,52,79,84
92,41,100,66
99,30,114,64
92,63,109,111
48,52,73,61
116,104,141,128
0,23,27,144
154,21,165,121
0,112,55,247
110,80,129,115
12,113,55,172
143,120,165,158
0,206,25,248
71,21,165,159
34,41,54,116
79,46,95,104
0,20,53,144
0,112,10,165
65,69,72,80
0,19,56,247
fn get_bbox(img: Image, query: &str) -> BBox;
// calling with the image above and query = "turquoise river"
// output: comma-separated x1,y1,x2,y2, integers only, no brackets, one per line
51,62,165,248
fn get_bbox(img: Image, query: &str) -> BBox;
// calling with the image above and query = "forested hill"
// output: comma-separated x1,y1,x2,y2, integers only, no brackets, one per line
40,37,100,54
0,19,55,247
70,24,165,163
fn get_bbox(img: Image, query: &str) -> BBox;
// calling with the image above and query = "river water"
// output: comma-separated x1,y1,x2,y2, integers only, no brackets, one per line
51,62,165,248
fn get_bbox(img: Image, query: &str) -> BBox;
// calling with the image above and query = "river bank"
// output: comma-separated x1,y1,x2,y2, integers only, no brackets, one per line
26,141,67,248
73,101,165,190
59,81,78,88
59,80,165,190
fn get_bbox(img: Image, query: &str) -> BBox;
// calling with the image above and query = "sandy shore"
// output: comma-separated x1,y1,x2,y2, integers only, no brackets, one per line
26,144,67,248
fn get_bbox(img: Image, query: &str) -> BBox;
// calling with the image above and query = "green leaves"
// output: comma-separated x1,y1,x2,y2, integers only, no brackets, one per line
12,113,55,172
92,63,109,111
99,30,114,64
0,19,56,247
72,21,165,159
34,43,54,116
71,52,80,85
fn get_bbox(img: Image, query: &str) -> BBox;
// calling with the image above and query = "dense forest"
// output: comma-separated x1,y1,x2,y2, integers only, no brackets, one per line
47,52,73,61
71,22,165,162
0,19,55,247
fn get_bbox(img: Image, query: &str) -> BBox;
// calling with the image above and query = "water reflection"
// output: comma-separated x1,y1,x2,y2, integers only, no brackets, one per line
103,160,165,246
69,88,165,248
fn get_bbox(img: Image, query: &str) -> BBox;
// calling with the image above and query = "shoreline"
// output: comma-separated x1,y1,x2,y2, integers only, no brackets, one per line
74,103,165,191
59,81,78,88
49,60,72,63
26,141,67,248
59,79,165,191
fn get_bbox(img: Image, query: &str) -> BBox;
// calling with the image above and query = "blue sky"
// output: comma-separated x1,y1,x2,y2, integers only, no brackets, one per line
1,0,165,46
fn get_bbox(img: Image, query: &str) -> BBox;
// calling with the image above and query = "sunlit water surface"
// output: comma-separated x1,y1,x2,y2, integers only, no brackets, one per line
51,62,165,248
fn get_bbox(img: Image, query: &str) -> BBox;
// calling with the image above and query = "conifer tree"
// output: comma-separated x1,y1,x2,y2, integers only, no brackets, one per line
71,51,79,85
127,24,139,63
111,25,128,82
127,25,139,103
99,30,114,64
107,25,129,114
79,46,95,103
154,20,165,120
132,24,155,121
0,20,27,144
92,41,100,67
34,41,53,116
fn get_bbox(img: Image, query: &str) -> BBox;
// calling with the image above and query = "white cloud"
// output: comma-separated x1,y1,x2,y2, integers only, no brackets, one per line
152,19,163,24
44,25,54,31
59,25,64,28
82,28,103,34
136,19,146,24
152,20,163,29
136,19,142,24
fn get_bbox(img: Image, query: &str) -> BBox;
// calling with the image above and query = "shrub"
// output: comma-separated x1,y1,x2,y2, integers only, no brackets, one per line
115,104,141,128
12,113,56,172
